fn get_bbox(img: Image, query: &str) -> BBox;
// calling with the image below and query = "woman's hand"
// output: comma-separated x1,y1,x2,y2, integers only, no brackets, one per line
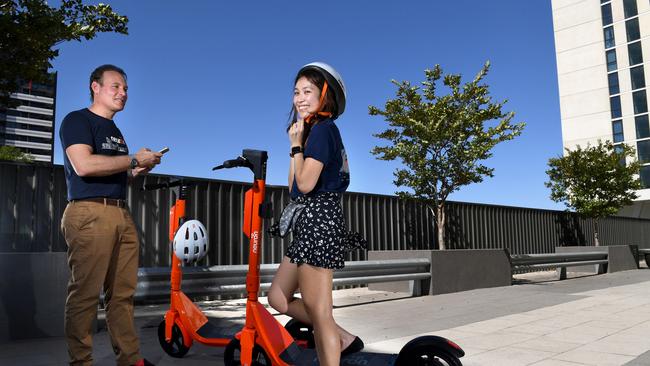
288,119,304,147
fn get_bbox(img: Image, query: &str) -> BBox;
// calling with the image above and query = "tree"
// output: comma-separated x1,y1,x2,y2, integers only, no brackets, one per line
369,62,525,250
0,145,34,162
0,0,128,106
545,140,641,246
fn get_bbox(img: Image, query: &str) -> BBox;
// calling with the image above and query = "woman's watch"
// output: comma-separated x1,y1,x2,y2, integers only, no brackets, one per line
290,146,304,157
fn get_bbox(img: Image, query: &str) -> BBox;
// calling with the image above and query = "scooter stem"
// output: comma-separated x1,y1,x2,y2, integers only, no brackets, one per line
243,179,265,301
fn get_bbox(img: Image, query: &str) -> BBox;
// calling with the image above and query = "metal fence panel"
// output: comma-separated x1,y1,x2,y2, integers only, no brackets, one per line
2,161,650,265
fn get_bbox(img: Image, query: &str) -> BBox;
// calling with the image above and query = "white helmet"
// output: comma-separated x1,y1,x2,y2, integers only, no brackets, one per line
298,62,347,117
173,219,208,265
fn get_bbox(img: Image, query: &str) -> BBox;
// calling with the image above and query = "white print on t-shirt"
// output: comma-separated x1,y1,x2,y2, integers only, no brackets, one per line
102,136,128,153
110,136,125,145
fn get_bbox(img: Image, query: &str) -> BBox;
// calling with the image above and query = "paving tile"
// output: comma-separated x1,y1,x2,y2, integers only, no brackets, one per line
581,318,642,330
424,328,484,342
460,330,538,350
581,304,637,314
461,346,554,366
554,349,635,366
544,324,621,344
526,314,594,330
514,336,582,353
578,337,650,357
499,312,553,324
607,296,650,308
505,323,559,336
616,321,650,337
529,360,587,366
450,317,523,334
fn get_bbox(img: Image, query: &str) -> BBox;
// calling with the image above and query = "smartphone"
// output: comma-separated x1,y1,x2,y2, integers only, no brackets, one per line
159,147,170,154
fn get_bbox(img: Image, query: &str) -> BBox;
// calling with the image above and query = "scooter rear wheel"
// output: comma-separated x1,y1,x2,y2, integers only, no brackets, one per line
223,338,272,366
157,320,190,358
395,337,462,366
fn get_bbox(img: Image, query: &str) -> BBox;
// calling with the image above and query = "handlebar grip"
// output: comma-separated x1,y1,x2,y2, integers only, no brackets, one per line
142,180,186,191
142,182,169,191
212,156,249,170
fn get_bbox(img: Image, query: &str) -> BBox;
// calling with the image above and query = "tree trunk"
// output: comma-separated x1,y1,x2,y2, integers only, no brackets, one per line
436,203,446,250
594,219,600,247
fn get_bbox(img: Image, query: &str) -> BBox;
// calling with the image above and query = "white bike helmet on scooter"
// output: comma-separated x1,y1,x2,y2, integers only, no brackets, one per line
173,219,208,265
297,62,347,118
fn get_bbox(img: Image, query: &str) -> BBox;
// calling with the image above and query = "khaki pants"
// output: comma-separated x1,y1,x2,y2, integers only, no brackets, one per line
61,201,141,366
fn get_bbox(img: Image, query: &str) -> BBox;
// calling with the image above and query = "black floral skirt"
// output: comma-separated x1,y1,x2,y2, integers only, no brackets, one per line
285,192,366,269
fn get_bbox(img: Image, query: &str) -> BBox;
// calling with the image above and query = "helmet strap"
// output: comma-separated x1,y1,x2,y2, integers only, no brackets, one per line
305,81,333,124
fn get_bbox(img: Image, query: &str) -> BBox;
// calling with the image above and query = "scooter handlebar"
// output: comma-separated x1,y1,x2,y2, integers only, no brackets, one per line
212,156,251,170
141,180,188,191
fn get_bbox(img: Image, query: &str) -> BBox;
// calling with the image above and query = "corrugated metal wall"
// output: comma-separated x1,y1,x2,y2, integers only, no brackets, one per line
1,161,649,265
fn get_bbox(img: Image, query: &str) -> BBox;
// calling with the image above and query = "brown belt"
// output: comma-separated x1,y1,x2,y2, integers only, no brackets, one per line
71,197,127,208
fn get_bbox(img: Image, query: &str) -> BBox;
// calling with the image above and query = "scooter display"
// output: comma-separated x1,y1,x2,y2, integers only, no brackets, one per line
155,149,465,365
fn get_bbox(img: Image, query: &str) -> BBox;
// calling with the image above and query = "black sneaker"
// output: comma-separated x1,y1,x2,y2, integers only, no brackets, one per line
341,336,364,356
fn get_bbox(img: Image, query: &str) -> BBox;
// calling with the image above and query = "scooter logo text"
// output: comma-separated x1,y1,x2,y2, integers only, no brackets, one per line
252,231,259,254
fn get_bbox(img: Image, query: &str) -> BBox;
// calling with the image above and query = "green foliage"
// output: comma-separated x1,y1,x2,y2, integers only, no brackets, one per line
0,0,128,105
0,145,34,162
545,140,641,219
369,62,524,249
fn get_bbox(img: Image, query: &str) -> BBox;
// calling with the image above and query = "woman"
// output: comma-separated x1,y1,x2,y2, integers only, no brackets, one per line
268,62,365,366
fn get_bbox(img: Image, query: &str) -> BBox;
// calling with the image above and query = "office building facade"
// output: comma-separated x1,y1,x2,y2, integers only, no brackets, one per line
552,0,650,217
0,74,57,163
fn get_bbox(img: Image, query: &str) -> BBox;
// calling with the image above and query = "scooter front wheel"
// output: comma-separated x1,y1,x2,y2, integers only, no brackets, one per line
395,336,463,366
157,319,190,358
224,338,272,366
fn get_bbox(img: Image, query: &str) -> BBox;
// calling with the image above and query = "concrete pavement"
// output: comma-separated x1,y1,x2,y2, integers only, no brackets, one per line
2,268,650,365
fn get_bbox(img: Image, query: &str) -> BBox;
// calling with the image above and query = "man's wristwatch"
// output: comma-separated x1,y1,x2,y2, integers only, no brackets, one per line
290,146,304,157
129,156,139,169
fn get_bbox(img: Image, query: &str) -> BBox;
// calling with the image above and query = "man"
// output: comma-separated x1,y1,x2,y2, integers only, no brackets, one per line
59,64,160,366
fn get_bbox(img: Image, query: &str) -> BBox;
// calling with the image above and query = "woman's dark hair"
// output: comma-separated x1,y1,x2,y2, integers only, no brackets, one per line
89,64,127,101
287,69,338,146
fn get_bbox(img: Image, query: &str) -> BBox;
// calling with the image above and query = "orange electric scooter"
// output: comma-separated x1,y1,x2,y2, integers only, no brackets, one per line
155,149,465,366
143,177,229,357
154,149,301,365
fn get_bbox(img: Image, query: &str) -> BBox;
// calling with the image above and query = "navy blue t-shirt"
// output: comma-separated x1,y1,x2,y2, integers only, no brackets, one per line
59,108,129,200
291,118,350,199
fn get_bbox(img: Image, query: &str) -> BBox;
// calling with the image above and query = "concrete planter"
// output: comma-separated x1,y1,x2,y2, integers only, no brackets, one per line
0,252,69,343
368,249,512,295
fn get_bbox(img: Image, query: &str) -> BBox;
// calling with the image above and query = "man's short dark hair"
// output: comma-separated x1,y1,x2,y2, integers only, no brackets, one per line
89,64,127,101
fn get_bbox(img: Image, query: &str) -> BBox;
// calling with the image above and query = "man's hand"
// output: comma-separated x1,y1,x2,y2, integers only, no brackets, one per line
134,148,162,169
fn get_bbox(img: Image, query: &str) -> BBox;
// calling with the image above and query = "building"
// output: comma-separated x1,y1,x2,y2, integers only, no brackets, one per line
0,74,57,163
552,0,650,217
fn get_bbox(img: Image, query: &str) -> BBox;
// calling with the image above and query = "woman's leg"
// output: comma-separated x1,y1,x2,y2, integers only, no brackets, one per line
268,256,305,320
297,263,340,366
268,257,359,351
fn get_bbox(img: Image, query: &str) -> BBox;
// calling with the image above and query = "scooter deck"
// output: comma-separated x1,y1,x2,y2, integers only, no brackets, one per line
196,318,240,339
292,349,397,366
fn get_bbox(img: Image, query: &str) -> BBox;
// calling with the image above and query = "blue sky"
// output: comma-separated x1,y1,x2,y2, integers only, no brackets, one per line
50,0,565,210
